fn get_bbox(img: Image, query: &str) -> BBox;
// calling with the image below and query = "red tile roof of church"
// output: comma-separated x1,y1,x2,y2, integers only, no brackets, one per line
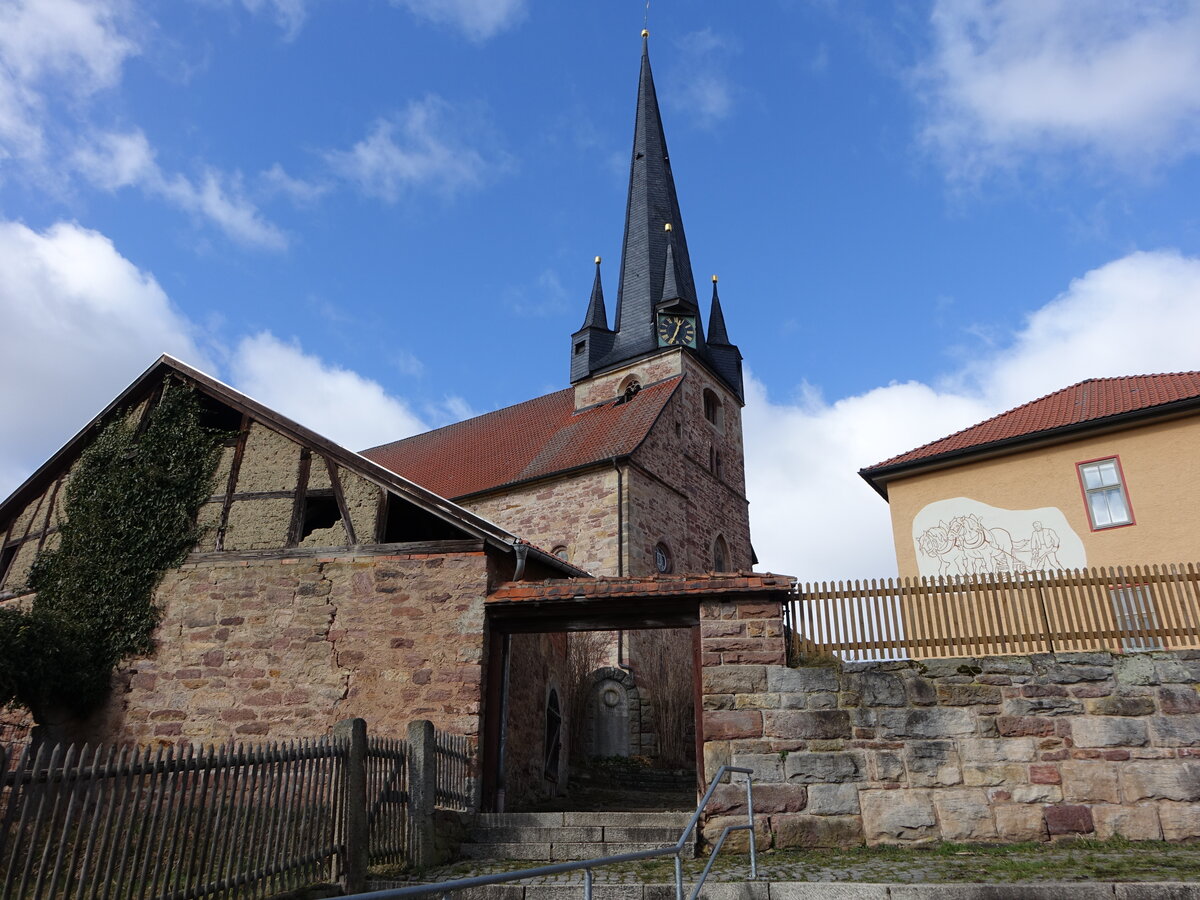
864,372,1200,476
361,376,682,499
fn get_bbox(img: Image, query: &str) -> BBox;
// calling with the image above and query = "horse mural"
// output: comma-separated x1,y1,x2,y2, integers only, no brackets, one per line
912,499,1086,578
947,514,1026,574
917,521,966,576
916,514,1035,575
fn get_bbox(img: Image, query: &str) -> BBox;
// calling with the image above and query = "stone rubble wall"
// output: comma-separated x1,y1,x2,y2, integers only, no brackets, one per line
701,641,1200,848
464,468,620,576
102,547,490,746
503,632,569,807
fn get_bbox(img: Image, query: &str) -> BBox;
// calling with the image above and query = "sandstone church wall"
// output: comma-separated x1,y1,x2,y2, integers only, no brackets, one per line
701,639,1200,848
631,360,751,574
105,547,490,745
463,468,620,574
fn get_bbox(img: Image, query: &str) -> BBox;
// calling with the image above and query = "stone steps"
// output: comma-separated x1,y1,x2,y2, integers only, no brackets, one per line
460,811,695,862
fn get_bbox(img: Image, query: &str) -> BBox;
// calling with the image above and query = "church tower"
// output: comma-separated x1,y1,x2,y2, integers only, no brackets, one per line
565,32,752,576
570,32,744,402
364,33,753,577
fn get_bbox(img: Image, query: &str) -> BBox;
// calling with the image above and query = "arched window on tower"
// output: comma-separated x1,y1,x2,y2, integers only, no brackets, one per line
713,535,729,573
617,374,642,404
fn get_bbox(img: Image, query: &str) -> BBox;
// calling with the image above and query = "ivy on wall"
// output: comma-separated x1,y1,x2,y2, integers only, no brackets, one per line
0,382,227,722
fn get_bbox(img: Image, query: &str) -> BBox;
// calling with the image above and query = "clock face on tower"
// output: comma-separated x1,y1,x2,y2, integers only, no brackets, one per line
657,314,697,348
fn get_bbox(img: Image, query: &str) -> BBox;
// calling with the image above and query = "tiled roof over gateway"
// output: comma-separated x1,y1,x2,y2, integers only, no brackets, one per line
864,372,1200,474
361,376,681,500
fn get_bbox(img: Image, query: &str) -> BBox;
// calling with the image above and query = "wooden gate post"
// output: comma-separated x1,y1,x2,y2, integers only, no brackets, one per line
334,717,368,893
408,719,437,868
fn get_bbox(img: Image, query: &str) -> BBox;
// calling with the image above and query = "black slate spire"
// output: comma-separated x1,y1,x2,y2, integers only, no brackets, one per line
660,228,682,303
611,34,698,343
569,33,741,401
570,256,615,383
582,256,608,329
705,274,744,401
707,275,730,345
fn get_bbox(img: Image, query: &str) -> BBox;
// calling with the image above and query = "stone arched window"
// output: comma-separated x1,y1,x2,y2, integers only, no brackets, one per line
712,534,729,572
654,542,673,574
617,374,642,403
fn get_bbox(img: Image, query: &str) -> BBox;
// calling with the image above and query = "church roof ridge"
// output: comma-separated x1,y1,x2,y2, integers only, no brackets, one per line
362,375,683,500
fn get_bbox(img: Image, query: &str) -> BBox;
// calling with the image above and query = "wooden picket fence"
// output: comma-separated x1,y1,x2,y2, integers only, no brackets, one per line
434,731,472,811
0,721,475,899
785,563,1200,662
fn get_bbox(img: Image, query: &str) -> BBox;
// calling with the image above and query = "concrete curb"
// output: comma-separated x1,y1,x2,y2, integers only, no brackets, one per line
370,882,1200,900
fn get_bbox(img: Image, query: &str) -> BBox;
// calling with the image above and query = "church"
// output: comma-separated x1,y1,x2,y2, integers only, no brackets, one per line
0,34,762,807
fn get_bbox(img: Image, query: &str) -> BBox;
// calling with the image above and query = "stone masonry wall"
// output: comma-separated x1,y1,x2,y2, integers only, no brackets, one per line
464,468,619,575
629,355,751,575
102,547,490,746
701,642,1200,849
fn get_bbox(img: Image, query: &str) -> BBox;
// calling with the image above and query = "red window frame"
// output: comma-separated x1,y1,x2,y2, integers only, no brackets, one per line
1075,454,1136,532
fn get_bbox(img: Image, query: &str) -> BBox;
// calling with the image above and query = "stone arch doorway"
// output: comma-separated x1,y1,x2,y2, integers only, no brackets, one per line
582,666,642,760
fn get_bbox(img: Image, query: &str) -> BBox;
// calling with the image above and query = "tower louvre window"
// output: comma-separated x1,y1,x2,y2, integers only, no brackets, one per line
703,389,724,430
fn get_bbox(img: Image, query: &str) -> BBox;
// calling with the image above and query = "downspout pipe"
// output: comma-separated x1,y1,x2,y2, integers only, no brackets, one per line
612,457,624,577
512,541,529,581
612,456,632,670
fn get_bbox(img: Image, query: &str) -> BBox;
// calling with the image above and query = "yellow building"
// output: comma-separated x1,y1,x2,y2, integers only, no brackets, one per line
859,373,1200,580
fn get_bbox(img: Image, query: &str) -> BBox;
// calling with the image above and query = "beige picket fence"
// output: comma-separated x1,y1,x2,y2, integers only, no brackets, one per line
786,563,1200,661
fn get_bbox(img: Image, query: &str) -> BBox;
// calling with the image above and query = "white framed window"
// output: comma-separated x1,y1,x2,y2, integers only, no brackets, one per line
1077,457,1133,530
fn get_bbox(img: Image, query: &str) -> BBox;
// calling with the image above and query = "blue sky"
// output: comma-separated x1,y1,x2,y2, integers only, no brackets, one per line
3,0,1200,579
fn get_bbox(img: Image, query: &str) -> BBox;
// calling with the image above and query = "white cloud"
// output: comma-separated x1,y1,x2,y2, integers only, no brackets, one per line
327,96,504,203
0,220,431,498
0,0,137,162
75,129,288,250
746,249,1200,581
238,0,308,39
919,0,1200,177
0,219,212,493
390,0,526,42
259,162,328,206
668,28,736,127
229,332,428,451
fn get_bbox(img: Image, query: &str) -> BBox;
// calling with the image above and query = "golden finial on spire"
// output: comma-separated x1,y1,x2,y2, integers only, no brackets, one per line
712,274,719,283
664,222,672,232
642,28,649,38
595,256,602,264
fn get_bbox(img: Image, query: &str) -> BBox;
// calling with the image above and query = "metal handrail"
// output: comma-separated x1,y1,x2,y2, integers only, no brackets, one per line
341,765,757,900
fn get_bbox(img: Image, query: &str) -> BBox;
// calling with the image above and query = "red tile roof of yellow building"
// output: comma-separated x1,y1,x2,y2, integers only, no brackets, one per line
863,372,1200,480
361,376,682,500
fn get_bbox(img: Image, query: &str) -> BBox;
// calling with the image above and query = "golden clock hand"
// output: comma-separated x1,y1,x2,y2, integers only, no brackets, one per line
670,318,683,342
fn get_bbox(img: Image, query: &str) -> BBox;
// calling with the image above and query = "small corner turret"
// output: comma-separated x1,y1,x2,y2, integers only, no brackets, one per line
569,32,743,402
570,256,615,384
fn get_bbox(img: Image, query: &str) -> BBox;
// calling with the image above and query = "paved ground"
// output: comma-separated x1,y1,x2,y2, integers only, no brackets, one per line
370,841,1200,887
